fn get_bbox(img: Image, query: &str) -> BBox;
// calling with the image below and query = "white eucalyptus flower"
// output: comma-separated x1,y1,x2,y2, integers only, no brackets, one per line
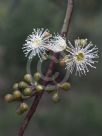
48,35,67,52
22,28,52,61
64,39,98,76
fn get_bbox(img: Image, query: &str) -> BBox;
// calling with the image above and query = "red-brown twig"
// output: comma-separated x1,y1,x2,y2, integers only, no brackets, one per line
18,0,73,135
61,0,73,37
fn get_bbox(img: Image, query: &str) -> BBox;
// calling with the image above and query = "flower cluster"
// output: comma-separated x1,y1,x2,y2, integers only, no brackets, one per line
23,28,98,76
5,73,71,114
5,28,99,115
23,28,67,61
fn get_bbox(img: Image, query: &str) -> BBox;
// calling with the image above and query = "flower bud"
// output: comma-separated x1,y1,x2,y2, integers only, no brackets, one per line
36,85,44,93
23,88,32,96
4,94,14,103
13,90,22,100
80,39,87,47
52,93,60,103
59,59,65,67
13,83,19,90
24,74,32,84
43,32,52,39
34,72,41,82
17,103,29,115
20,103,29,112
19,81,28,89
60,82,71,91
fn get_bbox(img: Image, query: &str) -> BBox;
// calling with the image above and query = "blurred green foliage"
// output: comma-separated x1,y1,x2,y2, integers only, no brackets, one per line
0,0,102,136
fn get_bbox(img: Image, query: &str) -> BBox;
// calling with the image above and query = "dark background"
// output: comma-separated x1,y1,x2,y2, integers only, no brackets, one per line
0,0,102,136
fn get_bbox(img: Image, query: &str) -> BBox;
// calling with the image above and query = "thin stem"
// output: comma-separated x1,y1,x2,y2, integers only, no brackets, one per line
18,94,42,136
18,0,73,135
61,0,73,37
21,92,36,101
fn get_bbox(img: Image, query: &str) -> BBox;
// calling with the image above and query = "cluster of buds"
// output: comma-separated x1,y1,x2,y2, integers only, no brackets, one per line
5,73,41,115
45,82,71,103
5,72,71,114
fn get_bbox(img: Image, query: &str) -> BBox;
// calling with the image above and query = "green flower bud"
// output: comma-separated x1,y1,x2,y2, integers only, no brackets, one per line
75,38,87,47
34,72,41,82
24,74,32,84
4,94,14,103
13,83,19,90
80,39,87,47
36,85,44,93
60,82,71,91
17,103,29,115
19,81,28,89
23,88,32,96
20,103,29,112
52,93,60,103
13,90,22,100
